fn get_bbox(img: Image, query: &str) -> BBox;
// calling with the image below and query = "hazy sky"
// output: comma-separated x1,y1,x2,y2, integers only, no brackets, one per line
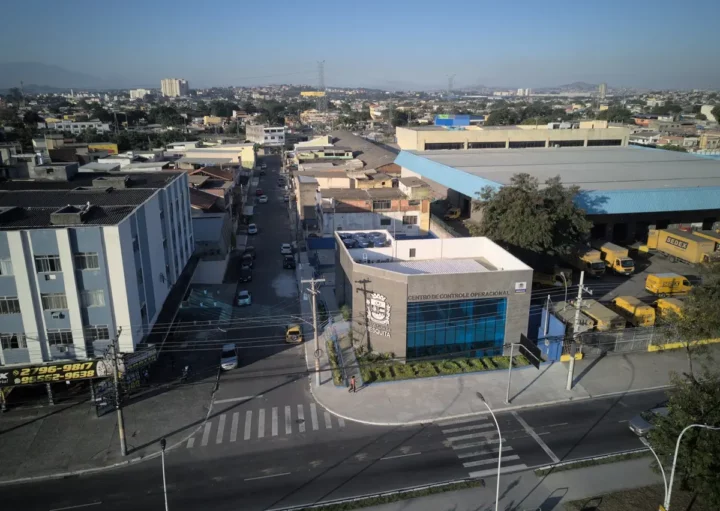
1,0,718,90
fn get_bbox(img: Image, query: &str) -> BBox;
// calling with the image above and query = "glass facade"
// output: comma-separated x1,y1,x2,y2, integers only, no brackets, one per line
406,298,507,358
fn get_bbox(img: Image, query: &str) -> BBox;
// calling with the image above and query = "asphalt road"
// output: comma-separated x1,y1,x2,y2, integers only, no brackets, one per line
2,389,667,511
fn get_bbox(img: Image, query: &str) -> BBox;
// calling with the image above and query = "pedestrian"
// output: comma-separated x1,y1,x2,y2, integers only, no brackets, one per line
348,375,356,393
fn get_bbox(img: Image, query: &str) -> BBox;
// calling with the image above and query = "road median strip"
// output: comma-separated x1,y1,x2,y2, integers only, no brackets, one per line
533,448,651,476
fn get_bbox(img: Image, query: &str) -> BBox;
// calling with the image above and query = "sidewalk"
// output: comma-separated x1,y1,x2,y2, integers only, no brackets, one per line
363,457,663,511
308,333,713,426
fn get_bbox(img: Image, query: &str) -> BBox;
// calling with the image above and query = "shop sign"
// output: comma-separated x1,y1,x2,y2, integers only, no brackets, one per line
0,360,110,387
407,291,510,302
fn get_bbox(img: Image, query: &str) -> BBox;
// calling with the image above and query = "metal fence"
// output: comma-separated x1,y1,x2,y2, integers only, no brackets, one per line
565,325,672,357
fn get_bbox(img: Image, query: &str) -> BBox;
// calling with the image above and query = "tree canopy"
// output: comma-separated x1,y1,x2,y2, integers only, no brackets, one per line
712,105,720,122
596,105,633,123
467,173,591,256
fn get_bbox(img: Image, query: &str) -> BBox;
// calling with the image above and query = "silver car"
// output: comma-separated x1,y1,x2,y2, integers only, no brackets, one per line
629,406,669,436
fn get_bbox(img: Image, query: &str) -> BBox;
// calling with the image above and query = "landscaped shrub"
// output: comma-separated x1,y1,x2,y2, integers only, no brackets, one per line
491,356,510,369
393,363,415,380
340,304,351,321
438,360,462,374
326,340,343,386
413,362,438,378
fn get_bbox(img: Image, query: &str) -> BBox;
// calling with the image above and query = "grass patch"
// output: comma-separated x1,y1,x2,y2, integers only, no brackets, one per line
563,483,711,511
358,353,531,384
326,340,344,386
296,479,484,511
534,450,651,476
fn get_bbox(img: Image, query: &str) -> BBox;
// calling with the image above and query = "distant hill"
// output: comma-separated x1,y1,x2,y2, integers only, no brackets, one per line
536,81,601,93
0,62,110,90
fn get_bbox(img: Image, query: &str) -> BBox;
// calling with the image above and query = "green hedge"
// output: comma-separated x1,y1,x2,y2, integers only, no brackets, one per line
358,353,531,384
326,340,344,386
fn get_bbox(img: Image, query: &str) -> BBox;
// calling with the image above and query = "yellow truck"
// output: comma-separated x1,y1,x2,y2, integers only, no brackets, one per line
591,241,634,275
610,296,656,327
646,228,717,264
443,208,461,221
693,230,720,253
580,299,626,331
563,246,606,277
645,273,692,297
654,297,684,320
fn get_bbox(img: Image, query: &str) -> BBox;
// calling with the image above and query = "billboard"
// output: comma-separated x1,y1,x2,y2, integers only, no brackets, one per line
88,142,119,154
434,114,470,127
301,91,326,97
0,360,110,387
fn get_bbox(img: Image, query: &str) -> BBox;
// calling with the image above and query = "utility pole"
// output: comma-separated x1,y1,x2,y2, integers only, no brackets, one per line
302,277,325,387
567,271,592,391
110,327,128,456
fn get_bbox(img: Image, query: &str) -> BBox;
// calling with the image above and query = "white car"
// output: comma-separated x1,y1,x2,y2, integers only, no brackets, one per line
280,243,292,255
237,290,252,306
220,344,238,371
248,223,258,235
257,195,268,204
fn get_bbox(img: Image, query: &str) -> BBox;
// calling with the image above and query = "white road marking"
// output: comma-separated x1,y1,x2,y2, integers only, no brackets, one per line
338,416,346,428
214,395,263,405
244,411,252,440
447,431,497,442
457,445,513,459
186,436,195,448
49,503,102,511
200,421,212,446
463,454,520,468
512,411,560,464
216,414,226,444
310,403,319,430
468,464,528,478
381,452,422,460
285,405,292,435
618,419,629,423
324,411,332,429
272,407,279,436
544,422,569,428
230,412,239,442
243,472,291,482
258,409,265,438
442,423,495,434
451,438,504,450
439,416,491,427
298,404,306,433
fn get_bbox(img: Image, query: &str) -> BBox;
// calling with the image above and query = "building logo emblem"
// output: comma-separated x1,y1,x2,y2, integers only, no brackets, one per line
0,372,8,385
367,293,391,326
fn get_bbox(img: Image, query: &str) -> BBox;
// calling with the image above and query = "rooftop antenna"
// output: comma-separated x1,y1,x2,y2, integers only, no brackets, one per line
317,60,327,113
447,74,456,101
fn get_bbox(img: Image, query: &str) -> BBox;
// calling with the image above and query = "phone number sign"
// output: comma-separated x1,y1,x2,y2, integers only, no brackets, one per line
0,360,110,387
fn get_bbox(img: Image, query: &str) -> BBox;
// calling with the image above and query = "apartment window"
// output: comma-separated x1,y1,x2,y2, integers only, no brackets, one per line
552,140,584,147
35,255,62,273
587,139,623,147
509,141,546,149
47,329,74,346
402,215,419,225
0,333,27,350
85,325,110,342
409,248,417,258
80,290,105,308
75,252,99,270
407,200,421,206
0,258,13,276
468,141,506,149
380,218,391,226
41,293,68,310
132,236,140,252
0,297,20,314
424,142,464,150
373,200,392,211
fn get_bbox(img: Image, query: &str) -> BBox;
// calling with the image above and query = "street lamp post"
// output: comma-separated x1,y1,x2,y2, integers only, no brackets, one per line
160,438,169,511
640,437,668,506
665,424,720,511
477,392,501,511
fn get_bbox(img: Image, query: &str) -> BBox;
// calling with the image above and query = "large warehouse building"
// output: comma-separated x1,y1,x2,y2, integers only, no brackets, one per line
396,146,720,243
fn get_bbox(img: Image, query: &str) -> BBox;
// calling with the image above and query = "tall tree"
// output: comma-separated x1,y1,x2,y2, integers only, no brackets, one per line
467,174,591,256
712,105,720,122
596,105,633,123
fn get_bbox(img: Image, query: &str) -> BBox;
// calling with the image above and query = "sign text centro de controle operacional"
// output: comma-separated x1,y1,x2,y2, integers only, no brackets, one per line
0,360,110,387
407,290,510,302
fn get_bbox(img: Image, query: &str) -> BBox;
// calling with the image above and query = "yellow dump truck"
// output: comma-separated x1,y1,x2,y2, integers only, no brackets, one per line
646,228,717,264
591,241,634,275
581,299,626,331
654,297,684,320
645,273,692,297
563,246,606,277
611,296,656,327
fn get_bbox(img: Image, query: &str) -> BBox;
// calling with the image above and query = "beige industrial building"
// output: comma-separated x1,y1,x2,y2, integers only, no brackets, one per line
396,121,630,151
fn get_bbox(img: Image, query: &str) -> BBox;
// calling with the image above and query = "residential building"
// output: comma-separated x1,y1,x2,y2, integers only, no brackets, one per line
657,136,698,148
369,104,386,121
130,89,152,100
203,116,224,126
396,122,630,151
177,144,256,170
299,109,340,125
42,120,112,134
598,83,607,100
161,78,189,98
628,131,661,146
0,170,193,366
699,132,720,150
335,232,532,359
246,125,286,147
191,213,231,261
647,119,696,135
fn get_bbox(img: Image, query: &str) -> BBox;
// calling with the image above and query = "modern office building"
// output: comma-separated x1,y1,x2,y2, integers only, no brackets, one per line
395,121,630,152
246,125,286,147
161,78,189,97
335,232,532,359
0,168,193,366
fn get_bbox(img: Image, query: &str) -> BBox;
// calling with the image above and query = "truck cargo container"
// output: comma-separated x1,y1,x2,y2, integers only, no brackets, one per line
693,230,720,252
591,241,634,275
552,301,593,336
562,246,606,277
645,273,692,297
646,228,716,264
580,299,626,331
654,297,684,319
610,296,655,327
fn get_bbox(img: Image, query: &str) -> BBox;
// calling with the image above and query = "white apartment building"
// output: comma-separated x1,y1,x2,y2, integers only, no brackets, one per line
130,89,152,100
43,120,112,134
246,125,286,147
161,78,189,98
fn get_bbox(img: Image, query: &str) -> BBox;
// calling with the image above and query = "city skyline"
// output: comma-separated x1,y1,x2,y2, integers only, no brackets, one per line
0,0,718,91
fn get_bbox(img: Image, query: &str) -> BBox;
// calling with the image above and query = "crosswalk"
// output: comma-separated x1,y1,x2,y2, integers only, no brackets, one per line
187,402,345,448
438,415,527,478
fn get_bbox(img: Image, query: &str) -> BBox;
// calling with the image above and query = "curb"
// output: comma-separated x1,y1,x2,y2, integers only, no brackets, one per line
534,447,650,474
0,386,218,487
309,382,673,427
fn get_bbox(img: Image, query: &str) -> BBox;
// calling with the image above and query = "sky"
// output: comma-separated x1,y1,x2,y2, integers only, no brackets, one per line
1,0,718,91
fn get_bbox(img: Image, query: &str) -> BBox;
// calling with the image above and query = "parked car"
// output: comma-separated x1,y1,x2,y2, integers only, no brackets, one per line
342,238,357,248
259,169,266,176
255,188,264,197
338,233,353,240
285,324,303,344
237,290,252,306
629,407,669,436
283,255,296,269
280,243,293,255
239,267,252,282
220,344,238,371
283,194,290,202
243,246,256,260
354,236,371,248
257,195,268,204
277,179,285,187
241,253,254,269
260,163,267,170
248,223,258,235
